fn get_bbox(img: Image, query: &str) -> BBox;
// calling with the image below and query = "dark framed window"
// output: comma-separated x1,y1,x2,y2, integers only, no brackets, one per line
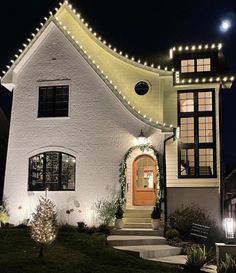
38,85,69,118
178,89,216,178
28,151,75,191
180,58,211,73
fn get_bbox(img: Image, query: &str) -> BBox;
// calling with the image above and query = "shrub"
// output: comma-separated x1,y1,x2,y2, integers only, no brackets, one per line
115,204,123,219
77,221,88,232
168,204,214,238
94,199,117,225
151,203,161,219
217,253,236,273
59,224,77,232
86,226,99,234
0,205,9,227
165,228,180,240
98,224,111,235
183,245,214,272
15,218,30,229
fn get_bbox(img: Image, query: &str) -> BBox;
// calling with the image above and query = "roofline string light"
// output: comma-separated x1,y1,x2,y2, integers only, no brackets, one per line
0,1,173,131
62,1,174,73
53,18,174,130
0,1,234,129
0,8,57,80
169,43,223,59
175,71,234,85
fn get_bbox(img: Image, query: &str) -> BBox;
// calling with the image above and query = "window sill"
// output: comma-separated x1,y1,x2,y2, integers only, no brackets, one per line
36,116,70,120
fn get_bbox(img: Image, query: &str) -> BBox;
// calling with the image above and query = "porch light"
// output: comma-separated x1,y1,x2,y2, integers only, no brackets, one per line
224,218,234,239
138,130,147,145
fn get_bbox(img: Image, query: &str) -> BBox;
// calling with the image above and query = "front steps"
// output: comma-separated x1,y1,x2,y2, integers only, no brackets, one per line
111,228,163,236
108,228,181,260
108,235,166,246
123,208,152,229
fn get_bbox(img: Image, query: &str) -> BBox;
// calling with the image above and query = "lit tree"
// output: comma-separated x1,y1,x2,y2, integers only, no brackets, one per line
30,197,57,257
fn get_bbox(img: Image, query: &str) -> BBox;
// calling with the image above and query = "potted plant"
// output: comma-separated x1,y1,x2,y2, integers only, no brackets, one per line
151,202,161,230
115,203,124,229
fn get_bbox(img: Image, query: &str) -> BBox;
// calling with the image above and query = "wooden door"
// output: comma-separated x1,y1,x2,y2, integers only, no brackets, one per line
133,155,157,206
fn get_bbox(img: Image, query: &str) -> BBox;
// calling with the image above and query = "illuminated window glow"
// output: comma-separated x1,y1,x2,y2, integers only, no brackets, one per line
181,59,195,73
28,152,76,191
197,58,211,72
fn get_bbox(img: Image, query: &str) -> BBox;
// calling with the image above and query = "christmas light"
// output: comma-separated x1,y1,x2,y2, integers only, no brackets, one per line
30,197,57,258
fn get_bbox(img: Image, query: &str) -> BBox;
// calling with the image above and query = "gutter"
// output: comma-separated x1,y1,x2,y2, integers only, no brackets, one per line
163,128,176,227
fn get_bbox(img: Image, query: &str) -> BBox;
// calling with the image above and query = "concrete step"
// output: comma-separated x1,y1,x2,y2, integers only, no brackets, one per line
107,235,166,246
148,257,216,273
125,209,152,214
126,205,153,210
110,228,163,236
123,223,152,229
147,255,187,265
124,212,151,218
123,217,152,224
114,244,181,259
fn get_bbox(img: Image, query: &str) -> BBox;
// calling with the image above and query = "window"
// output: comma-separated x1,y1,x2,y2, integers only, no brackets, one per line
197,58,211,72
38,85,69,118
178,90,216,178
181,59,195,73
134,81,149,95
180,58,211,73
28,151,75,191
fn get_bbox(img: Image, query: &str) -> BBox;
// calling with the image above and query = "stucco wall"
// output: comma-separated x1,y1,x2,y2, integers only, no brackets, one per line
4,24,164,226
167,187,220,223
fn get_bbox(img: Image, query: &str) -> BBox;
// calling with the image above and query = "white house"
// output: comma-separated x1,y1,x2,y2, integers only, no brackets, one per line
0,1,234,226
0,107,9,201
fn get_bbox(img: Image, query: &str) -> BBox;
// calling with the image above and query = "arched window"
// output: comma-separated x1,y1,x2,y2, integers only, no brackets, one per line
28,151,76,191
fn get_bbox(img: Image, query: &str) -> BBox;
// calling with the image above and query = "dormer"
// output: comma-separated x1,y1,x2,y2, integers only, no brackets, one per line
170,43,234,86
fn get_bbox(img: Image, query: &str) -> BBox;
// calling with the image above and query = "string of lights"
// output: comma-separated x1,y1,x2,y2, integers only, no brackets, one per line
1,0,234,130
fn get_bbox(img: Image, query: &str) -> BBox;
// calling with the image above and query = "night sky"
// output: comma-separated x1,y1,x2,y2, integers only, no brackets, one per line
1,0,236,170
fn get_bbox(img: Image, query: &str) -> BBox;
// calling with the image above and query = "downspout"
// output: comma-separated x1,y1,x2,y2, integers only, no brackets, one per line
163,128,176,227
219,82,224,221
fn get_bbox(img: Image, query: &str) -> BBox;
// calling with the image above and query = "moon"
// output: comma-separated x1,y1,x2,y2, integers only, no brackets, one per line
220,19,232,32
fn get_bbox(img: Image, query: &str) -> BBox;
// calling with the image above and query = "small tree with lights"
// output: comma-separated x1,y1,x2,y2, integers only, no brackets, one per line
30,197,57,258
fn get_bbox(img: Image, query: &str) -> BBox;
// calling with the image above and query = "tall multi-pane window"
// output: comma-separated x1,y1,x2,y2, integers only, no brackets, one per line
28,152,75,191
178,90,216,178
38,85,69,118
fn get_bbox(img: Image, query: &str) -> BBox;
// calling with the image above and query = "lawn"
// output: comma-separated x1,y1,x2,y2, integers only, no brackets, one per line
0,228,182,273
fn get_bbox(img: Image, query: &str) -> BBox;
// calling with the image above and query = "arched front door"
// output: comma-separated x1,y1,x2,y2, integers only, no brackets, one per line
133,155,157,206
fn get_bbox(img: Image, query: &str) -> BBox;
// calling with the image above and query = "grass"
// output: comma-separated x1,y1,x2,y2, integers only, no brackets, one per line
0,228,182,273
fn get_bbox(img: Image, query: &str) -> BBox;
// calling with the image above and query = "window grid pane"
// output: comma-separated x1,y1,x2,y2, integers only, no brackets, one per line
197,58,211,72
180,117,194,143
46,152,59,190
199,148,214,176
179,92,194,112
181,149,195,176
29,154,44,190
62,154,76,190
181,59,195,73
198,117,213,143
198,92,212,111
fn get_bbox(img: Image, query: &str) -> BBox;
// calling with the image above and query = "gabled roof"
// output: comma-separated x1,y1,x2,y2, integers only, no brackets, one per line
0,1,175,132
